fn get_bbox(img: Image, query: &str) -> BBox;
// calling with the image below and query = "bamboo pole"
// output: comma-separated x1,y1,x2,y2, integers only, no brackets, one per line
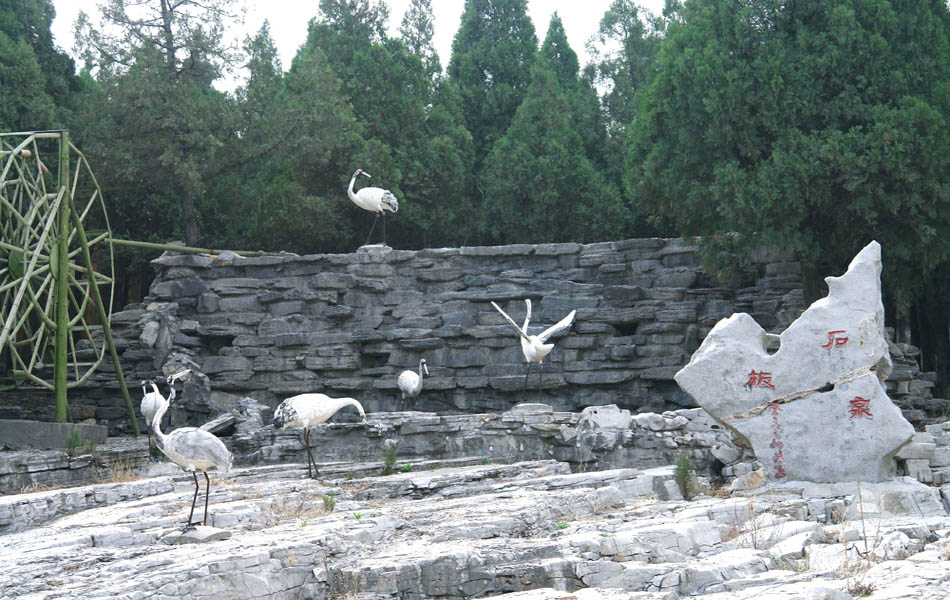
66,164,140,435
53,132,70,422
108,237,284,257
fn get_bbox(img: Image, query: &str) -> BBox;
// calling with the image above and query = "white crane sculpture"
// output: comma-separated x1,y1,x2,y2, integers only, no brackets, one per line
397,358,429,411
491,299,576,394
150,371,232,528
273,394,366,479
348,168,399,246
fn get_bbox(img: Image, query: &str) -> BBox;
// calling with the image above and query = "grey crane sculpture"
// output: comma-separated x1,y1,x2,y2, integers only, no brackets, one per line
151,370,232,528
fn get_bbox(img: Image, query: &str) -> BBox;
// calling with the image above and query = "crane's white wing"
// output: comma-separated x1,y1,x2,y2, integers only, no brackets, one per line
522,299,532,332
491,301,530,341
538,310,576,342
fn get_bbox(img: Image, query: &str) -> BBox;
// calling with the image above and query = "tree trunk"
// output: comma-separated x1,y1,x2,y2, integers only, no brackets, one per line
181,189,200,247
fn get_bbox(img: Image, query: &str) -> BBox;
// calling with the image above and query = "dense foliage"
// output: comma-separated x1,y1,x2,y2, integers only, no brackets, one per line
627,0,950,386
3,0,950,386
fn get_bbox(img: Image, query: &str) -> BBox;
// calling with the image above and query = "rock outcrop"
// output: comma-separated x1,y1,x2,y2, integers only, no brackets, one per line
2,457,948,599
676,242,915,483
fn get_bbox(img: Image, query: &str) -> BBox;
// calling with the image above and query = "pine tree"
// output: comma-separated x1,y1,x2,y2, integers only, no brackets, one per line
628,0,950,388
0,0,80,130
75,0,242,247
448,0,537,167
480,63,625,245
539,13,609,172
399,0,441,79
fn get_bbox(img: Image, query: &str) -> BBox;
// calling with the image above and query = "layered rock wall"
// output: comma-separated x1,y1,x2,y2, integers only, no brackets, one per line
105,239,805,429
2,238,945,435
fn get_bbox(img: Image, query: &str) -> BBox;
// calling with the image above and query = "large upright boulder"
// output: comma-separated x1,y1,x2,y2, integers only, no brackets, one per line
675,241,913,482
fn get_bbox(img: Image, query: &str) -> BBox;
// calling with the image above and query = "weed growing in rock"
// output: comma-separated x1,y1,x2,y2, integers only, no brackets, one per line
400,464,413,473
322,494,336,512
837,482,881,597
353,512,362,520
673,453,696,500
381,440,398,475
20,482,51,494
65,430,82,456
300,520,307,527
555,520,570,530
103,456,139,483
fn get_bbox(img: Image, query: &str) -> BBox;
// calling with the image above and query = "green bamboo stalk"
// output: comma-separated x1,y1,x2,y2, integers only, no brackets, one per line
53,132,70,422
65,166,140,436
109,237,282,257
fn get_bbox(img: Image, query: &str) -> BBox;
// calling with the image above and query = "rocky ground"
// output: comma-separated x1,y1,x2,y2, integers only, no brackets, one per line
2,451,949,599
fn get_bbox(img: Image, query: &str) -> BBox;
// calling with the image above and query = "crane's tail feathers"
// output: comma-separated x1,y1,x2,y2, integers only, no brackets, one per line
382,191,398,212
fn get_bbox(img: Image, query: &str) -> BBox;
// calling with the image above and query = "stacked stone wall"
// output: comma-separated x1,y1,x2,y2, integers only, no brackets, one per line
95,239,804,429
3,238,945,434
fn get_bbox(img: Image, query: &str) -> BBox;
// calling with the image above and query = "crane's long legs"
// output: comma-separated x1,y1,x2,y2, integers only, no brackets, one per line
202,472,211,526
303,428,312,479
302,428,319,479
365,213,381,246
538,362,543,395
186,471,199,527
524,363,531,392
382,212,387,246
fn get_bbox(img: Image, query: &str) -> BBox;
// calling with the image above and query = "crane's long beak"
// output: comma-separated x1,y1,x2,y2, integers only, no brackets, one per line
361,171,372,178
423,363,429,376
168,368,192,384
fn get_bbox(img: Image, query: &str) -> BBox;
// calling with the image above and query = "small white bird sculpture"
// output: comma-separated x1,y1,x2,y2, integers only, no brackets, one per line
140,380,164,457
150,376,232,528
348,168,399,246
273,394,366,479
397,358,429,411
491,299,576,393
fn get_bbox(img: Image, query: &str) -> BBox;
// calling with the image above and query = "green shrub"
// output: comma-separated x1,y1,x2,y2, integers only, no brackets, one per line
674,453,696,500
381,441,397,475
65,430,82,456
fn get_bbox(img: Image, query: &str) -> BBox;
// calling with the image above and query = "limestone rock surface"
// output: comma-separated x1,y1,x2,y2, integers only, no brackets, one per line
1,460,947,600
676,242,914,482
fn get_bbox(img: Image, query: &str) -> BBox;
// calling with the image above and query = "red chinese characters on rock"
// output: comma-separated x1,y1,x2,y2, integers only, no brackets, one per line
744,370,775,390
849,396,873,420
821,330,848,349
768,402,786,478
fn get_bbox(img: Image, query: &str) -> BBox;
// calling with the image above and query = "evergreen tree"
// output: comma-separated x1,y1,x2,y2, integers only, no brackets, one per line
481,63,625,244
628,0,950,386
0,0,81,130
399,0,440,79
211,22,364,254
405,79,477,247
0,33,57,129
305,0,474,250
75,0,242,247
586,0,663,188
587,0,663,131
539,13,609,172
448,0,537,167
